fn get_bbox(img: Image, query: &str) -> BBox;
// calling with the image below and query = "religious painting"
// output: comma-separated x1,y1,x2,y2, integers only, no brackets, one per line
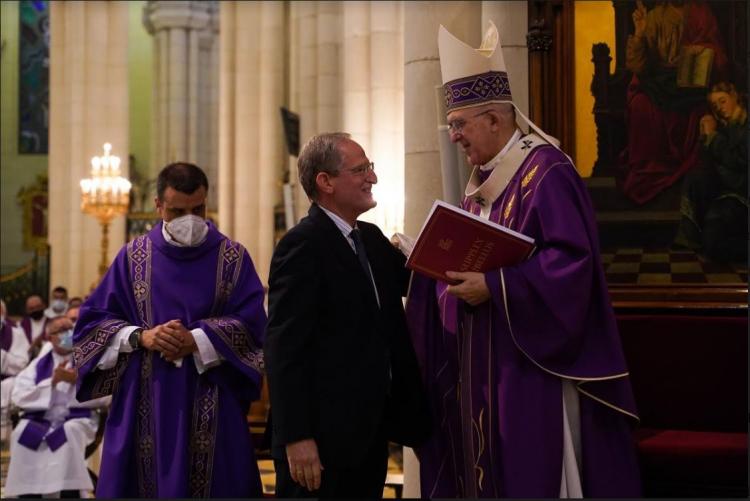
573,0,747,302
16,173,48,252
19,0,49,154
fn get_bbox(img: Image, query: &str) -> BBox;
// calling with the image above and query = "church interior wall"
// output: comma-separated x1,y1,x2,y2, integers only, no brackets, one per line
127,0,152,195
0,1,49,276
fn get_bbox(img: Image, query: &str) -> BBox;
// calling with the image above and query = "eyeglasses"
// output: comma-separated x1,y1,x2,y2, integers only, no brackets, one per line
343,161,375,176
447,110,493,135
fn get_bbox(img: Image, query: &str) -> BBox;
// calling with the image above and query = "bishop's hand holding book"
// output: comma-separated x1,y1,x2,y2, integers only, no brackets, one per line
393,200,535,285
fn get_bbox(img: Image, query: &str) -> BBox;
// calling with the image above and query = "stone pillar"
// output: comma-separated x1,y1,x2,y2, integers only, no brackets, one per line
342,2,371,153
365,1,404,235
403,1,481,235
218,1,285,284
48,0,130,296
316,2,342,132
293,1,318,216
144,0,219,209
482,1,529,118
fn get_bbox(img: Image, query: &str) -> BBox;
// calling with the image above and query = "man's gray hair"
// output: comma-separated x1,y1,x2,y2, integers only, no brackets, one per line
297,132,351,200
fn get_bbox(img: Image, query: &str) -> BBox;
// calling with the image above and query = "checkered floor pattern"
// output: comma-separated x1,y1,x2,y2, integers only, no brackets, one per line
600,247,748,285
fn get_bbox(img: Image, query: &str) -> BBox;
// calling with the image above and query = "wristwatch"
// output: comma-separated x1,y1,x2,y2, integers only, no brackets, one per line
128,328,143,350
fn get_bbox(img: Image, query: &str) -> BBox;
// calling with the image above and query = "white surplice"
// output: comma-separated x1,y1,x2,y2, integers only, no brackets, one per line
4,350,109,497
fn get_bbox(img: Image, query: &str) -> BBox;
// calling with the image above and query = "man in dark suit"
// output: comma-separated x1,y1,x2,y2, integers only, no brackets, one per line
265,132,429,498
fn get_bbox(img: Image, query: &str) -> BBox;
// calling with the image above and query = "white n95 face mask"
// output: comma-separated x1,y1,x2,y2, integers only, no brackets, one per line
165,215,209,247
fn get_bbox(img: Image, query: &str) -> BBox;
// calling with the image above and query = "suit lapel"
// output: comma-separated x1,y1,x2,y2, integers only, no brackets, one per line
308,204,380,307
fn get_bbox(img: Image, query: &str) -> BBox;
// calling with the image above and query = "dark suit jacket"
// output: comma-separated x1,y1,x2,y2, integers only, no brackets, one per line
265,203,430,468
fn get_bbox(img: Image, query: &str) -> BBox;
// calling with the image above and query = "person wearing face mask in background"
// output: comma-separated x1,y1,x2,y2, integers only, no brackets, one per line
20,294,48,344
4,316,110,498
72,162,267,498
1,298,30,441
20,294,50,359
44,286,69,319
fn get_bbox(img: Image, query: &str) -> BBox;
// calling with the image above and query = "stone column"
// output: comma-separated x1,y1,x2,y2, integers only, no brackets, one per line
342,1,371,153
143,0,219,209
403,1,481,235
482,1,529,117
365,1,404,235
48,0,130,295
293,1,318,216
316,2,342,132
218,1,284,284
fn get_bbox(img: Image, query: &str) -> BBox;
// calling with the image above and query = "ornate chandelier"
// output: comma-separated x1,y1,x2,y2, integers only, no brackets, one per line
80,143,131,280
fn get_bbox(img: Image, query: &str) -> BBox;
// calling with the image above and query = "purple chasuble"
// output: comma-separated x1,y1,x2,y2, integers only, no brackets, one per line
406,143,641,497
72,221,266,498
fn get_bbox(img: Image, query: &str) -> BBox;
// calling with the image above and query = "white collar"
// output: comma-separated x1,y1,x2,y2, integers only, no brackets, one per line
479,128,523,172
318,204,356,237
464,132,547,207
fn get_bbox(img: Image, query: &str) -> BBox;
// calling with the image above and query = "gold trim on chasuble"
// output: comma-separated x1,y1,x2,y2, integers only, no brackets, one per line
128,235,158,497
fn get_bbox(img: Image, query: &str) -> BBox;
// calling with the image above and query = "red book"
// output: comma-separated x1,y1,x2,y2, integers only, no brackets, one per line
406,200,536,283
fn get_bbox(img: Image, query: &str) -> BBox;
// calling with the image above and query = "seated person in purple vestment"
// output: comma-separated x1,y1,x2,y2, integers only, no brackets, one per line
265,133,430,498
21,294,48,358
403,22,641,498
4,316,109,498
72,162,267,498
1,298,30,437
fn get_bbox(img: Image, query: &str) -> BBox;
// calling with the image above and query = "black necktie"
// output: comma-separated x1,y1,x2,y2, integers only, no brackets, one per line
349,228,372,278
351,228,389,391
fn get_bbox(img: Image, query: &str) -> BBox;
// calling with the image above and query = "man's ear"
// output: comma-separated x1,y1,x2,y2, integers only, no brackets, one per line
315,172,335,195
488,110,501,131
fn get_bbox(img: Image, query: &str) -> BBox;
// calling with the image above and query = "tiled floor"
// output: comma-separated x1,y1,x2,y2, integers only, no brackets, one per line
601,246,747,284
259,445,404,498
2,440,404,498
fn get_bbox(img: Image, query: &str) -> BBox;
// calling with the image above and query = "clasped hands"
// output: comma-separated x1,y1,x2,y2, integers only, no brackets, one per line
51,359,77,387
140,319,197,362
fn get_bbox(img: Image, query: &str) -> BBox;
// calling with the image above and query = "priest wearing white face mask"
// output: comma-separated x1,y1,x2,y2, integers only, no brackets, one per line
71,162,267,497
44,286,69,319
4,316,109,498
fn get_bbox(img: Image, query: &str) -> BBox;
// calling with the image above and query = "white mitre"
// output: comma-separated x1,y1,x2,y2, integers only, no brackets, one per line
438,21,560,149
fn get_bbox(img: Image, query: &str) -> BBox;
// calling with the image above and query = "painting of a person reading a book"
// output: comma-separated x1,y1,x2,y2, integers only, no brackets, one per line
674,81,748,263
617,0,729,204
